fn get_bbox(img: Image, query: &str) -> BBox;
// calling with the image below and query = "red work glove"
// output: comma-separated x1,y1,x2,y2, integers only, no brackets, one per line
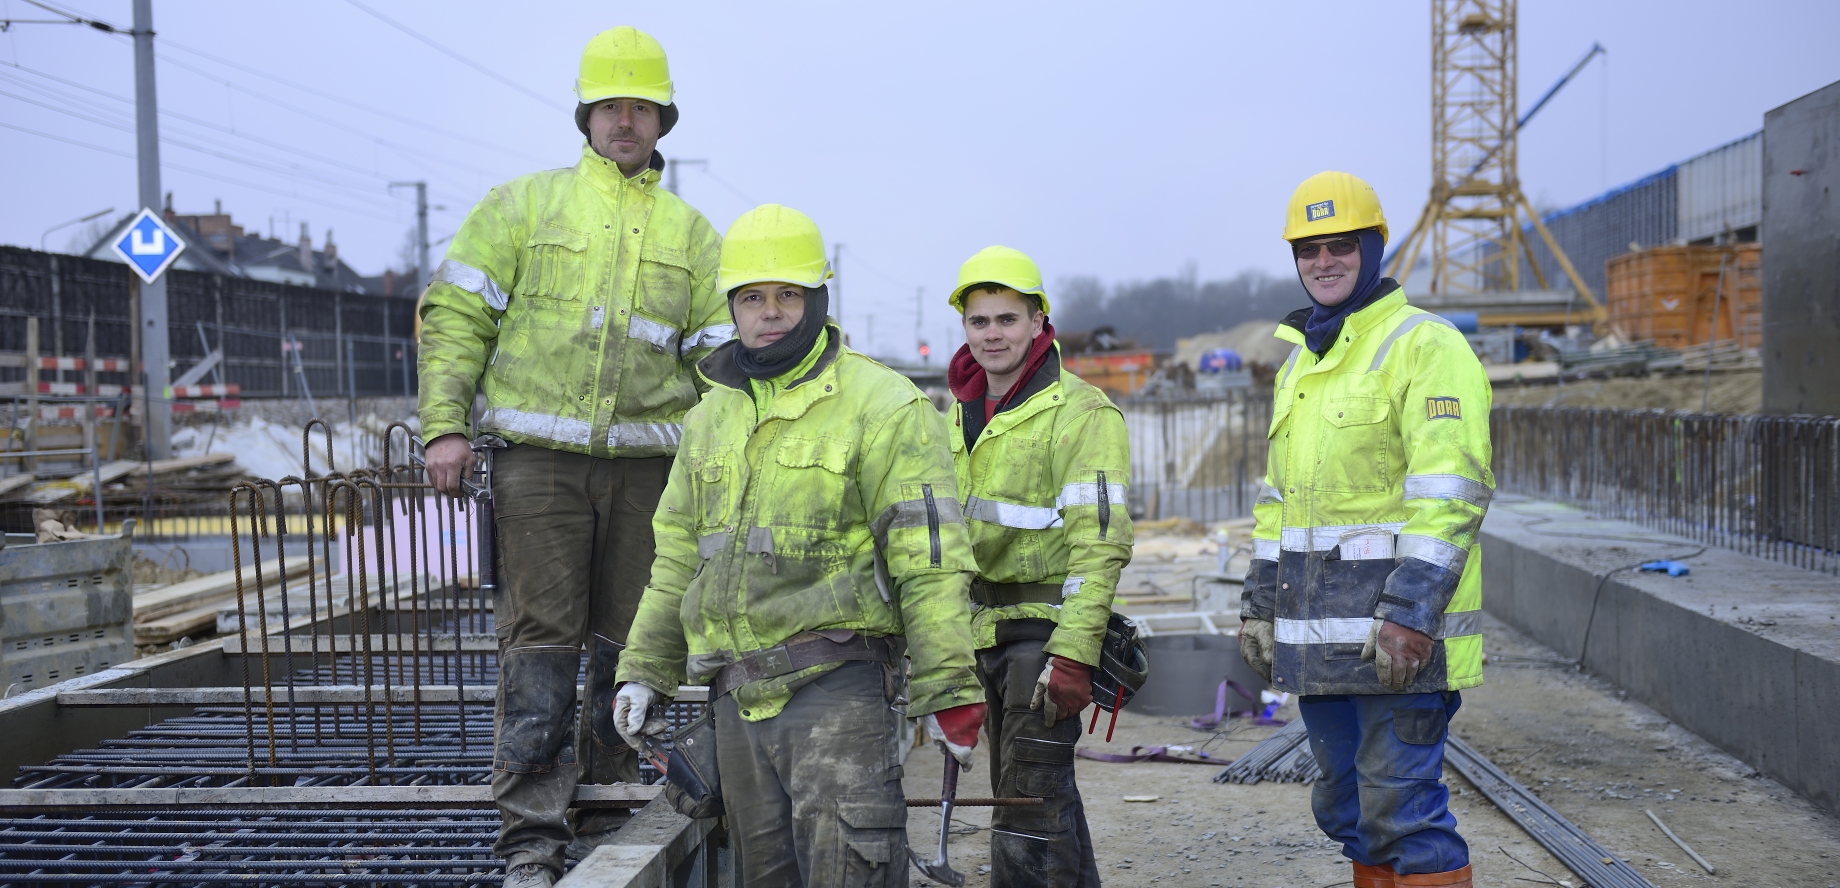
923,702,987,768
1031,655,1094,724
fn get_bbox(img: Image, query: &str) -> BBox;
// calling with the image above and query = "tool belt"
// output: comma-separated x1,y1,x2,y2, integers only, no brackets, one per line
969,579,1062,608
712,630,898,699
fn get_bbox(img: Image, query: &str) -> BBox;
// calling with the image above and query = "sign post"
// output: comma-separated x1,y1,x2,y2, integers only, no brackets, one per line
110,208,183,460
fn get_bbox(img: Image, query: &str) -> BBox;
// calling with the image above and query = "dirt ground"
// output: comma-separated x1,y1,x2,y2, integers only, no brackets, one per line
1489,369,1760,414
906,533,1840,886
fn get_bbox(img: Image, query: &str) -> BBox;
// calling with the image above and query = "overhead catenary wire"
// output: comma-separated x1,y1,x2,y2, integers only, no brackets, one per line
340,0,568,113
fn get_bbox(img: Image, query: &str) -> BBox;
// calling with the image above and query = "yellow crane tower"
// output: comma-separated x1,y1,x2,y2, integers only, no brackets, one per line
1385,0,1607,328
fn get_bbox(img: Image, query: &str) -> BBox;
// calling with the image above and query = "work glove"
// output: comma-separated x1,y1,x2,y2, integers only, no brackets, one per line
1362,619,1436,691
1031,655,1094,725
1240,619,1275,683
921,702,987,769
612,682,671,752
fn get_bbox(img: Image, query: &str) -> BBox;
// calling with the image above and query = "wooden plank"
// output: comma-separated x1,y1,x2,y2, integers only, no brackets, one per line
0,784,661,810
559,797,718,888
0,474,33,498
57,684,712,706
133,556,313,622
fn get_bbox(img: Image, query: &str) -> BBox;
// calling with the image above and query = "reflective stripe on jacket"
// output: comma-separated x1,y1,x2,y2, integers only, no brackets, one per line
1241,287,1493,695
417,144,728,457
617,325,983,721
949,348,1134,666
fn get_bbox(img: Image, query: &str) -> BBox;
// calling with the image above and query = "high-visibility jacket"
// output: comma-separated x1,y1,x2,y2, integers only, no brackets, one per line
1242,287,1493,696
617,325,984,721
949,348,1133,666
417,144,729,457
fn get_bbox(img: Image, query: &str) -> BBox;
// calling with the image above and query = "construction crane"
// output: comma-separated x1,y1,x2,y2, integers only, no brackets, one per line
1385,0,1607,329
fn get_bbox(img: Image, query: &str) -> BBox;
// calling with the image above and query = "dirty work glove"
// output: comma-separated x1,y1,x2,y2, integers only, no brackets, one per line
612,682,670,751
1031,656,1094,725
921,702,987,769
1239,619,1274,683
1362,619,1436,691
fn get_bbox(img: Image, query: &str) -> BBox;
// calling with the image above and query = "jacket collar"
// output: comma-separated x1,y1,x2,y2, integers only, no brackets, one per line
1274,284,1407,351
701,321,843,397
577,142,665,199
957,346,1063,451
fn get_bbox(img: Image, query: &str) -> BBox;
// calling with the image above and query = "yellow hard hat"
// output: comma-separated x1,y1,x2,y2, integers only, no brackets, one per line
576,27,674,106
948,245,1049,314
1283,171,1388,243
717,204,832,294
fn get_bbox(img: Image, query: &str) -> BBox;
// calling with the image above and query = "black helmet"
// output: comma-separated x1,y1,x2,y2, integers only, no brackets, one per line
1091,611,1149,712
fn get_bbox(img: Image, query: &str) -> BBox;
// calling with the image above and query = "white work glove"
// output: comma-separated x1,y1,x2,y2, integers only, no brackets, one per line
1239,618,1275,683
612,682,669,751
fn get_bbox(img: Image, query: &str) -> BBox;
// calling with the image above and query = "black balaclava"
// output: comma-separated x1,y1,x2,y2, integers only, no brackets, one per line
1298,227,1392,355
731,284,830,380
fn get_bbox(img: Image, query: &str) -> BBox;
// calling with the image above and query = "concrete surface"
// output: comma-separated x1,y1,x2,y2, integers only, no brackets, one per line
1481,496,1840,811
1762,77,1840,415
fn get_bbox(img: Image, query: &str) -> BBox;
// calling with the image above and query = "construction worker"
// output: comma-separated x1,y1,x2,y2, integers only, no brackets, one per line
416,27,728,888
611,205,987,887
1239,172,1493,888
946,246,1133,885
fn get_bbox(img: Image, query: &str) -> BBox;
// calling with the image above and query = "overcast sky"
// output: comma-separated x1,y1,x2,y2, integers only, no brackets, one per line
3,1,1836,357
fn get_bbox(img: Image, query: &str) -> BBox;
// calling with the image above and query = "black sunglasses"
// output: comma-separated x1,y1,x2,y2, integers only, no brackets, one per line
1294,238,1360,260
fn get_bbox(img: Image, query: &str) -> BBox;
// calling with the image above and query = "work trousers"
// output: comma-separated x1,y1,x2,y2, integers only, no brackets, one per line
716,660,910,887
1299,691,1468,876
976,637,1102,888
488,444,670,872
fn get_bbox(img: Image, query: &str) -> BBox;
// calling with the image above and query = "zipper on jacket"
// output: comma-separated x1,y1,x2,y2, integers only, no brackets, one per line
921,483,942,567
1096,470,1111,540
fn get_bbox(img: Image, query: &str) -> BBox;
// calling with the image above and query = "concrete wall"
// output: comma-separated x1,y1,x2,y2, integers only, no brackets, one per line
1762,79,1840,415
1481,499,1840,811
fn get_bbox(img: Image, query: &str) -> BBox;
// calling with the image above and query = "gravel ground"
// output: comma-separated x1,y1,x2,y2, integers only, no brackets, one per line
904,612,1840,887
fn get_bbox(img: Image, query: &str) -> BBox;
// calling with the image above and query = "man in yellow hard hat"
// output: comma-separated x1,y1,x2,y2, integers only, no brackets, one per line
1240,172,1493,888
416,26,727,887
613,205,987,886
945,246,1132,885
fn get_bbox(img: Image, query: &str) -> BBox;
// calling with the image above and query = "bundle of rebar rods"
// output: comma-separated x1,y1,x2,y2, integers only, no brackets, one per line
1211,719,1321,785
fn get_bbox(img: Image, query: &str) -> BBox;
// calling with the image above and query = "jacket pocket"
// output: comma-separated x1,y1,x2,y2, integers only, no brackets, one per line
516,226,590,303
1316,396,1391,492
638,240,692,323
980,434,1048,503
686,450,733,530
772,436,854,530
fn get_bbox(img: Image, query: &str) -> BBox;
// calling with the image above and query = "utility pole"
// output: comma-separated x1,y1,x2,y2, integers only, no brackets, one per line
133,0,171,460
665,158,706,195
389,182,430,291
915,286,925,366
831,243,843,333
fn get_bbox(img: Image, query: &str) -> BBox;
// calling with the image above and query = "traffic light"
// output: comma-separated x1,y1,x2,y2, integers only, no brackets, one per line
918,341,930,359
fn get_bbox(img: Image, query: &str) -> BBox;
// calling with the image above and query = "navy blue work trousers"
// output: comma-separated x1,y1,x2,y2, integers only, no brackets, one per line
1298,691,1468,875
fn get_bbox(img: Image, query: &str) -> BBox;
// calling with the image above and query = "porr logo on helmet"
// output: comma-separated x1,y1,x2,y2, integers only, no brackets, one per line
1305,200,1336,222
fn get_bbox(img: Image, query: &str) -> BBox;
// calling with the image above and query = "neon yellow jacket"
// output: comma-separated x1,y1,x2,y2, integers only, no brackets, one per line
948,348,1133,666
1242,286,1493,695
617,325,983,721
417,145,728,457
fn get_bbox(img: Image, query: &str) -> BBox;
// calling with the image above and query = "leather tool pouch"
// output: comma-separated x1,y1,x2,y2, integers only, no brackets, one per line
664,707,723,819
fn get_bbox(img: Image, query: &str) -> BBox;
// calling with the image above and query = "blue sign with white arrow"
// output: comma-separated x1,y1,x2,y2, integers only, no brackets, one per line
109,208,186,284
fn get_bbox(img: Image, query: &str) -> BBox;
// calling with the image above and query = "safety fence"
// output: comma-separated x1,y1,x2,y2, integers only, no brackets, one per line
1117,389,1273,524
0,246,419,400
1491,406,1840,574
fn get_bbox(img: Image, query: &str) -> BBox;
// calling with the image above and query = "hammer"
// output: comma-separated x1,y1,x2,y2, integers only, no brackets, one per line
909,755,966,886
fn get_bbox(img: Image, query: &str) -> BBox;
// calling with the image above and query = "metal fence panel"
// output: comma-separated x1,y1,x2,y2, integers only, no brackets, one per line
1491,406,1840,574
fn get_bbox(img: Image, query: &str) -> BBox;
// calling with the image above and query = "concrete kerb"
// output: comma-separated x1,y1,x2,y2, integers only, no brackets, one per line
559,796,721,887
1480,497,1840,810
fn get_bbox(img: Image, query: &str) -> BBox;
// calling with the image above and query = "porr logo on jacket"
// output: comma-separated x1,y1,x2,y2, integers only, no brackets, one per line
1306,200,1335,222
1426,396,1461,421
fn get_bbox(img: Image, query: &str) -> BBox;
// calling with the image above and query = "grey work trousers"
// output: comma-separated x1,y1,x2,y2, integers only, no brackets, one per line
977,637,1103,887
716,660,910,887
489,445,670,872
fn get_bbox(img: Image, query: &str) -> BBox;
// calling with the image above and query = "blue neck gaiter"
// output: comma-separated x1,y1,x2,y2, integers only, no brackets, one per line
1299,228,1389,355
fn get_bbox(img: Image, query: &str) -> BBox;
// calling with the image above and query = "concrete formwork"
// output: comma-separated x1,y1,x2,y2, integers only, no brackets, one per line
1762,78,1840,415
1481,498,1840,810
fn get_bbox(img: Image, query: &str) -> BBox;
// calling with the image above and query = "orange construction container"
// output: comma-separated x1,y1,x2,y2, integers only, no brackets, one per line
1605,244,1761,348
1061,350,1160,397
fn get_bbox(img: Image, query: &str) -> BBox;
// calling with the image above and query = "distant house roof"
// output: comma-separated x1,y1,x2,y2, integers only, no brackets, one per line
82,201,409,296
